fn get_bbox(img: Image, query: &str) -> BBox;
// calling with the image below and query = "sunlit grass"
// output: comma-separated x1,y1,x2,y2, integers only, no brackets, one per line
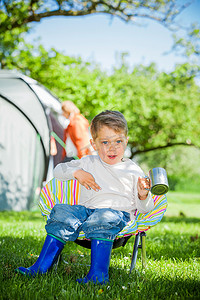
0,192,200,299
165,191,200,218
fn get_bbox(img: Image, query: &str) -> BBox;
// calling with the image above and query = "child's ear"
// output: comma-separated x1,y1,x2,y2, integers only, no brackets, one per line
126,136,129,145
90,139,97,151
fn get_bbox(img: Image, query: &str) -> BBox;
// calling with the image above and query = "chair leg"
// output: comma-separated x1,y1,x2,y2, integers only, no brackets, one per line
52,253,62,272
130,231,147,273
129,233,140,273
140,232,146,269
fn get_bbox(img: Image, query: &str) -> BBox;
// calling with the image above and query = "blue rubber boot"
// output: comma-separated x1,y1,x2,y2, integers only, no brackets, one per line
16,235,65,277
77,239,113,284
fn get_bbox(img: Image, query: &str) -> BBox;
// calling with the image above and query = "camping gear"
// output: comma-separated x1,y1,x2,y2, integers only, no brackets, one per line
0,70,65,211
39,178,168,271
149,167,169,195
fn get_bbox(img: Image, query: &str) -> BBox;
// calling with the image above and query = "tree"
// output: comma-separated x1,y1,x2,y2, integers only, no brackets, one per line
6,44,199,157
0,28,27,69
0,0,198,68
136,145,200,191
2,42,200,190
0,0,192,32
109,62,200,156
1,0,199,190
172,23,200,66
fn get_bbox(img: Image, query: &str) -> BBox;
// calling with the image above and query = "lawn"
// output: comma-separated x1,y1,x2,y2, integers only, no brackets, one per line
0,191,199,300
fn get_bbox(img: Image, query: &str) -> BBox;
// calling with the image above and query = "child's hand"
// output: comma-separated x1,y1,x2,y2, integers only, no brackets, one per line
137,177,150,200
73,169,101,192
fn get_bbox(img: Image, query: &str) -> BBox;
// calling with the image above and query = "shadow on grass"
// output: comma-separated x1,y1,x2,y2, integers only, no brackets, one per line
1,210,200,277
0,236,88,267
0,234,199,300
114,230,200,262
162,215,200,224
0,235,91,282
1,226,200,267
1,212,200,223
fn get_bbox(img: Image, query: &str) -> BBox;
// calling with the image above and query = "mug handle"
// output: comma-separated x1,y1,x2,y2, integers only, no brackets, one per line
144,175,151,191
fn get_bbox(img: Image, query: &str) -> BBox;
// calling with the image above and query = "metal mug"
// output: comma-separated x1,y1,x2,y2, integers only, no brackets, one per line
148,167,169,195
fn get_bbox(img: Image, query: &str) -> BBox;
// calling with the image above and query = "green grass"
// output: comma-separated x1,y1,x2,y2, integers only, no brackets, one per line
165,191,200,218
0,192,200,300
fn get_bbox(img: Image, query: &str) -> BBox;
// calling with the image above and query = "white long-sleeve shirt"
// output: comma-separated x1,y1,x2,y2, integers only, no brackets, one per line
53,155,154,220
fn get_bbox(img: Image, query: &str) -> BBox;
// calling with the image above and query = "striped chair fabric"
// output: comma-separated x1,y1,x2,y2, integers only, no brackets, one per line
39,178,168,240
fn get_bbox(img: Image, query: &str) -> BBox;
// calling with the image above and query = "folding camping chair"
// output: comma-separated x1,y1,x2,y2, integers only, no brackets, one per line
39,178,168,272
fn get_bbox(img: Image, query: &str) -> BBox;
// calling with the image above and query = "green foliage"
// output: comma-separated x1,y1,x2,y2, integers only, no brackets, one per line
173,23,200,63
0,0,199,70
0,0,190,34
0,28,28,68
137,146,200,191
1,39,200,189
0,1,31,67
109,64,200,152
3,42,200,159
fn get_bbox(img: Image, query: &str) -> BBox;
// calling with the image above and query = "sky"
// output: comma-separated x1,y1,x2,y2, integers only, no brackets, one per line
26,0,200,73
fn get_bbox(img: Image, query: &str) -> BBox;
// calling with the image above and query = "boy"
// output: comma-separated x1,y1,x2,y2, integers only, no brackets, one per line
16,110,154,284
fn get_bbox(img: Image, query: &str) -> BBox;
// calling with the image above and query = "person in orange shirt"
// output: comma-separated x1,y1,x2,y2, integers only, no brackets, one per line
61,101,92,161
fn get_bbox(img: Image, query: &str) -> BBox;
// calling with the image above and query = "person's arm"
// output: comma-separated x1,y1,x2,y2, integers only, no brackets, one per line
73,169,101,191
53,159,82,181
53,158,101,192
70,115,91,158
62,128,68,159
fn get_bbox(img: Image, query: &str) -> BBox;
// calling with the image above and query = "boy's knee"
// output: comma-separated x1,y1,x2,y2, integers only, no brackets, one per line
101,209,123,225
49,204,69,221
87,209,123,227
49,204,88,224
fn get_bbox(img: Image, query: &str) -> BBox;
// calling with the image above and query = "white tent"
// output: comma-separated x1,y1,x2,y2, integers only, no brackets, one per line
0,70,65,211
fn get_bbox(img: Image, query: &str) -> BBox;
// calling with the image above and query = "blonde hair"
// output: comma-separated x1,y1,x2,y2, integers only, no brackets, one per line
90,110,128,140
62,101,80,114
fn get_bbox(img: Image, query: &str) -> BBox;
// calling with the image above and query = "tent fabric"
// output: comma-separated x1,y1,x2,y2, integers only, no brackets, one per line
0,76,50,156
39,178,168,239
0,95,45,210
0,70,64,211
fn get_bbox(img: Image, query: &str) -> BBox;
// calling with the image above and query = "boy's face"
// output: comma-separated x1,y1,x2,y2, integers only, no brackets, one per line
91,126,128,165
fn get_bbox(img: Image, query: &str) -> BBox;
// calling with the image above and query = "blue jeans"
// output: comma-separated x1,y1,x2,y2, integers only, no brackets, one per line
45,204,130,242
